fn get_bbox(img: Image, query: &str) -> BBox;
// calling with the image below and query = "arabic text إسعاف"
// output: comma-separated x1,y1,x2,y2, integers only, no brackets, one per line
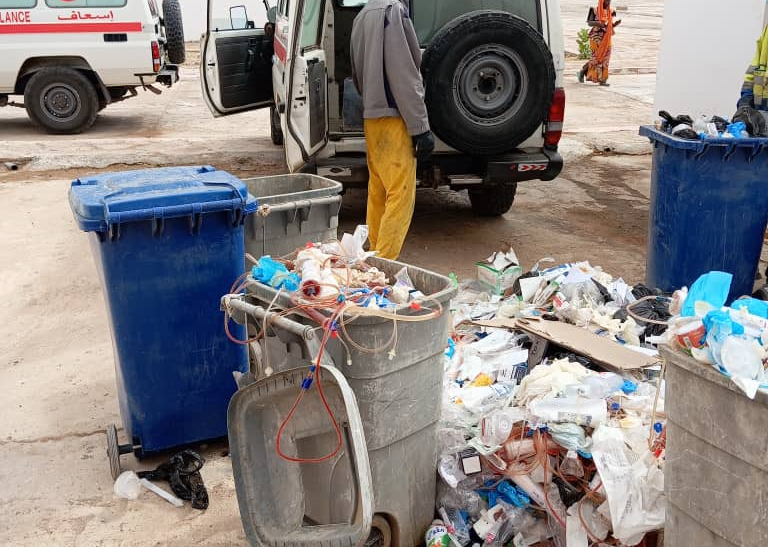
57,10,114,21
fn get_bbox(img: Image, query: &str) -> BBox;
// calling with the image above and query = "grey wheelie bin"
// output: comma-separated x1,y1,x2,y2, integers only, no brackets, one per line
243,174,342,258
223,257,457,547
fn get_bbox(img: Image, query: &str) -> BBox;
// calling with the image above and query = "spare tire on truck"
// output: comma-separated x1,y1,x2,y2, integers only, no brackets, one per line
162,0,186,65
422,11,555,156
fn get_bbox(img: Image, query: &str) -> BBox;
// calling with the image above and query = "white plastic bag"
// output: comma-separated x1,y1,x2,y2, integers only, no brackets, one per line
590,426,665,545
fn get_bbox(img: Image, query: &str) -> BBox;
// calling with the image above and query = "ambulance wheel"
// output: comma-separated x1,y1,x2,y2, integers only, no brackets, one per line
25,68,98,134
270,106,284,145
162,0,186,64
469,184,517,216
364,515,392,547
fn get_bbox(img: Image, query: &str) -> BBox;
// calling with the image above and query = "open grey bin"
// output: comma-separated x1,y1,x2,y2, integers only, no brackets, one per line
228,365,373,547
244,174,343,258
661,345,768,547
225,257,456,547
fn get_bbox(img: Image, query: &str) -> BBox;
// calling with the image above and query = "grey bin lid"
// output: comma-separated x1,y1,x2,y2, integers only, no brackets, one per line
228,365,373,547
242,174,343,206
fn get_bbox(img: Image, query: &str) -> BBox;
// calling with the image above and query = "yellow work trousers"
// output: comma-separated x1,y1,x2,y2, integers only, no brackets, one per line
363,117,416,260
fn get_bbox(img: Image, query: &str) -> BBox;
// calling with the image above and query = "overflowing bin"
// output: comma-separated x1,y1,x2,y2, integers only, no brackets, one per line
640,126,768,300
661,345,768,547
225,257,456,547
69,166,256,478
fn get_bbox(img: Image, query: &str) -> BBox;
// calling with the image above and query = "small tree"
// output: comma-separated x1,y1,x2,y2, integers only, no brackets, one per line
577,28,591,60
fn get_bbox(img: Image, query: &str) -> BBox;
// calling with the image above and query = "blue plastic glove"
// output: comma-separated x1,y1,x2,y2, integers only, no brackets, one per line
731,298,768,319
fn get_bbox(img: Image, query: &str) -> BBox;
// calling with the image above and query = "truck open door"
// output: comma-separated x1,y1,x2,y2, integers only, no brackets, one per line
201,1,275,115
279,0,329,171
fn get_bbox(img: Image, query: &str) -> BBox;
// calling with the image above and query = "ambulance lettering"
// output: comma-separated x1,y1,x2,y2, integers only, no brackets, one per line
0,11,32,24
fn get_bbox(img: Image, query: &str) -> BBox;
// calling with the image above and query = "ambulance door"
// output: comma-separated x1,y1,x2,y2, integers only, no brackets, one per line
202,0,275,115
282,0,328,171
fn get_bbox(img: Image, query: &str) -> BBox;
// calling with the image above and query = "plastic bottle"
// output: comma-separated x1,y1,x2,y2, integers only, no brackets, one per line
480,408,526,446
578,373,624,398
425,520,452,547
693,114,708,136
559,450,584,478
529,397,607,427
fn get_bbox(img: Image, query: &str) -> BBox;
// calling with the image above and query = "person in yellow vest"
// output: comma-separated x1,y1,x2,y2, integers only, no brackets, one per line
350,0,435,260
740,24,768,111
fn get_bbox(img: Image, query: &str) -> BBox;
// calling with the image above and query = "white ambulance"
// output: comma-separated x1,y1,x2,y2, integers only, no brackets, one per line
201,0,565,217
0,0,184,134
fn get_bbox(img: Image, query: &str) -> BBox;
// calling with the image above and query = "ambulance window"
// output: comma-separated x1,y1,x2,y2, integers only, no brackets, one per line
300,0,323,49
210,0,268,31
46,0,127,7
0,0,36,6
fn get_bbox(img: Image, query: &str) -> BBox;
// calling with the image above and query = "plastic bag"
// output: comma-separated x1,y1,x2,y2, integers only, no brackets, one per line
726,121,749,139
340,225,376,261
590,426,665,545
548,422,592,453
682,271,733,317
732,106,768,137
114,470,142,500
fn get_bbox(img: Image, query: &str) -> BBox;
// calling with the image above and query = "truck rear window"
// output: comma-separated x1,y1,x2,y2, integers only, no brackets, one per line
46,0,127,7
413,0,541,44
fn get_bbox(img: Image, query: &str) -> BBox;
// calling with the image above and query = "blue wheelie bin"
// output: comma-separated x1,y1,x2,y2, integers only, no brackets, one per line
641,126,768,300
68,166,256,478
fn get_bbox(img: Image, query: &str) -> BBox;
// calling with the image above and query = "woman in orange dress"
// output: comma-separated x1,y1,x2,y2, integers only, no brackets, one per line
578,0,622,86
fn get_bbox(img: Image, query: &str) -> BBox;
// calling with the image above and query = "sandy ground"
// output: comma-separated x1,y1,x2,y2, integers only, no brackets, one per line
0,2,665,546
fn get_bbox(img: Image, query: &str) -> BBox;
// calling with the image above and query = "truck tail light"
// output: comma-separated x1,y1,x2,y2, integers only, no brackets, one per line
544,87,566,148
151,41,161,72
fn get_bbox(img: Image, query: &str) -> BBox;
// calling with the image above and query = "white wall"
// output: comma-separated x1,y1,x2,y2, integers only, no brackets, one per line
181,0,207,41
655,0,767,119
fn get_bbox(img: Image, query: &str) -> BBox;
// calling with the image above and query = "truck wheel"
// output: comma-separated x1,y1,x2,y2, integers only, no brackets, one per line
422,11,555,155
270,106,284,145
162,0,186,64
469,184,517,216
24,67,98,134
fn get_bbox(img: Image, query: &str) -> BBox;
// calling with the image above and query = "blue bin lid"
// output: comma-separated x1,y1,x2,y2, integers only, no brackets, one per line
640,125,768,151
69,166,258,232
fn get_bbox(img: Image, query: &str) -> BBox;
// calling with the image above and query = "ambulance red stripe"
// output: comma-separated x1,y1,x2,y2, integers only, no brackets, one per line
274,37,287,63
0,22,142,34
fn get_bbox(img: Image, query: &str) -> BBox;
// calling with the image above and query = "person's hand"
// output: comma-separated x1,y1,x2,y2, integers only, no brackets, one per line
413,131,435,163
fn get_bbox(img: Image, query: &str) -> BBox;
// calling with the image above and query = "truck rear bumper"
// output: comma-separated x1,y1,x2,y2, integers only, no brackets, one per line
314,147,563,189
134,65,179,87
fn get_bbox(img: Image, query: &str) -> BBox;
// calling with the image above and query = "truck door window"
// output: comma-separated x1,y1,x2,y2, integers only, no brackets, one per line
0,0,36,7
301,0,323,50
210,0,269,31
337,0,366,6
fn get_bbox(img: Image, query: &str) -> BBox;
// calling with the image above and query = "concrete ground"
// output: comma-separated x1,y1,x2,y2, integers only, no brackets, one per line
0,2,664,546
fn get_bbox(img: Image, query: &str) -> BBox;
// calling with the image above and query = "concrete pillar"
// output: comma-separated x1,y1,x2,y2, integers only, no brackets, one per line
655,0,768,119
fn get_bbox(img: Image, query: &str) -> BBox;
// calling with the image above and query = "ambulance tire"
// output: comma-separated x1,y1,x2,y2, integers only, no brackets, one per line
469,184,517,217
25,67,99,135
162,0,186,65
270,106,284,145
422,11,555,155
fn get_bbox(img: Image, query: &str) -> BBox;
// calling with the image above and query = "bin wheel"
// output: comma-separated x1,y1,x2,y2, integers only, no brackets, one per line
106,424,122,480
106,424,135,480
364,515,392,547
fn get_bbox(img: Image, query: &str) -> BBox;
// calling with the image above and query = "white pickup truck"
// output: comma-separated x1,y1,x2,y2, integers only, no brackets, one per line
0,0,184,133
